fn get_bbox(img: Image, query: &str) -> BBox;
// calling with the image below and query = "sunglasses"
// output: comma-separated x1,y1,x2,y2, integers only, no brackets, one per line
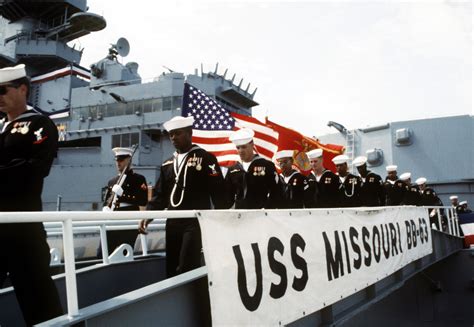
0,84,18,96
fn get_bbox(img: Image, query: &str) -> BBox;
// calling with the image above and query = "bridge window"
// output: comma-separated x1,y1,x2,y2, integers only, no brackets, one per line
112,133,139,148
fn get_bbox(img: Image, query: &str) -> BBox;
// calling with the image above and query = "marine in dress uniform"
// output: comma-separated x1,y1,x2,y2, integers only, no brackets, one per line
353,156,385,206
384,165,406,205
333,155,362,207
100,147,148,256
306,148,340,208
225,129,280,209
275,150,307,209
400,172,421,205
139,116,227,277
0,64,62,325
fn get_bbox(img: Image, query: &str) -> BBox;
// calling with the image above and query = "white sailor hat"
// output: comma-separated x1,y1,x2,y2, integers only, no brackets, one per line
459,201,467,206
306,148,323,159
0,64,26,84
399,172,411,181
112,147,133,157
274,150,294,160
229,128,254,146
449,195,458,200
332,154,350,165
386,165,398,172
163,116,194,132
415,177,427,185
352,156,367,167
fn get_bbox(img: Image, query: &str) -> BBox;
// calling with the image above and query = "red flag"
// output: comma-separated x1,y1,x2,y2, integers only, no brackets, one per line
265,118,345,173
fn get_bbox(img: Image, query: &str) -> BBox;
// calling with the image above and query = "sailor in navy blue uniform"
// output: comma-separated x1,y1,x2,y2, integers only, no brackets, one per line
400,172,421,205
416,177,445,229
306,148,340,208
139,116,227,277
275,150,307,208
384,165,406,205
100,147,148,256
416,177,442,207
449,195,464,215
0,64,62,325
333,155,362,207
225,128,280,209
353,156,385,206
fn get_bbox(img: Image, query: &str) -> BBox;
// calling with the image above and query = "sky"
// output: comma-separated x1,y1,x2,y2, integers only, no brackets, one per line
75,0,472,136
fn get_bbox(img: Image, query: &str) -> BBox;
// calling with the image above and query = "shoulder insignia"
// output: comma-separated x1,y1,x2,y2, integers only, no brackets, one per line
208,164,219,176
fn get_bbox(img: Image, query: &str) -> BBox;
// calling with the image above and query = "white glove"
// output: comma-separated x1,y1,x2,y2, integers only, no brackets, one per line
112,184,124,197
102,206,112,212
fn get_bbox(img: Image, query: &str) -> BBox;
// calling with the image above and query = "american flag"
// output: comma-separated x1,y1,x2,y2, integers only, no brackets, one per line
181,83,279,167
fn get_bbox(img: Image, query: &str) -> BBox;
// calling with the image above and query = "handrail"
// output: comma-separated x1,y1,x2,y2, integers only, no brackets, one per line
0,210,197,318
0,206,462,319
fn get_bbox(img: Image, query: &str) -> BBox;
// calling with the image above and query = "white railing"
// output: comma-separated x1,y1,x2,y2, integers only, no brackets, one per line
0,206,461,320
0,210,197,318
428,206,461,236
44,219,166,264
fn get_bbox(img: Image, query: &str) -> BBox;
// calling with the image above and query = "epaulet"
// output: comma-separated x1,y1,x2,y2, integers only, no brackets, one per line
162,160,173,166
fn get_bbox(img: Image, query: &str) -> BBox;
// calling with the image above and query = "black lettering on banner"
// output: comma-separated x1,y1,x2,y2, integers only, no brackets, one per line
362,227,372,267
323,231,344,281
349,227,362,270
396,222,403,254
418,218,424,244
422,218,429,243
268,237,288,299
372,226,381,263
381,224,390,259
341,231,351,275
405,220,412,249
389,223,398,256
232,243,263,312
290,233,308,292
410,220,417,248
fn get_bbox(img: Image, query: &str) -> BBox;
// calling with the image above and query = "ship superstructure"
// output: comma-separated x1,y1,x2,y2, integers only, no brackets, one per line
318,115,474,205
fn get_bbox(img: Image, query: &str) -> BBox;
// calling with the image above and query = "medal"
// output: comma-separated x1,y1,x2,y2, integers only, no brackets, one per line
253,172,257,176
20,126,29,134
11,128,17,134
196,158,202,170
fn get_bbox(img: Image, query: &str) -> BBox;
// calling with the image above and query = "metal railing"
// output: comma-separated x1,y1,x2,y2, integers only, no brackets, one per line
0,206,462,320
44,219,166,264
0,210,197,318
427,206,461,236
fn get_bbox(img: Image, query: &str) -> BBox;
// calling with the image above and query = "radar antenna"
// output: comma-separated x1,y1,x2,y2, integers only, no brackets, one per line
107,37,130,60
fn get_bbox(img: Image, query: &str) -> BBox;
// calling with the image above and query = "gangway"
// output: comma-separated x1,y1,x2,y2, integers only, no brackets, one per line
0,207,469,326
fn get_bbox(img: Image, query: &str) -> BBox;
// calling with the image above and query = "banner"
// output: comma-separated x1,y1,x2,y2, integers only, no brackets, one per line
198,207,432,325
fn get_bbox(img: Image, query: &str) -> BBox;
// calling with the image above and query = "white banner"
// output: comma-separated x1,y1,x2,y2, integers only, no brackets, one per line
198,207,432,326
